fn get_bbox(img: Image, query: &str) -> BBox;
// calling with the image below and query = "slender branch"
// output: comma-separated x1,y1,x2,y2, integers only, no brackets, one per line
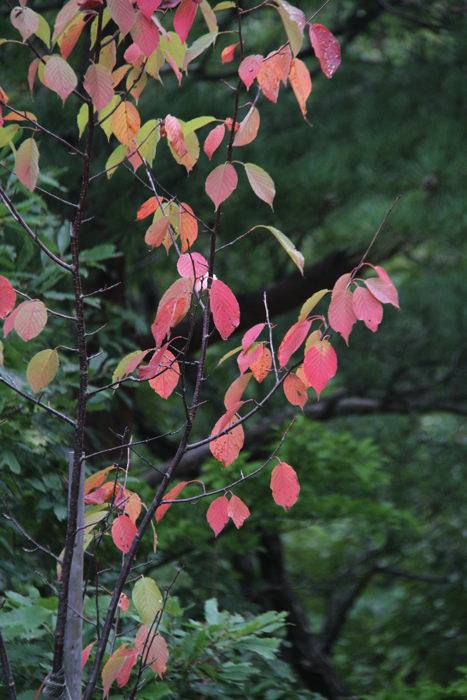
0,186,73,272
0,376,76,426
3,512,62,564
0,628,16,700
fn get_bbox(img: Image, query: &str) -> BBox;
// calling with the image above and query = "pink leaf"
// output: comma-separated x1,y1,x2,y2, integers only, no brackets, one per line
210,409,244,467
270,462,300,510
14,299,47,341
224,372,252,409
206,495,229,536
233,105,260,147
165,114,188,158
108,0,136,36
303,338,337,399
277,319,311,367
238,54,262,90
151,278,192,346
283,372,308,408
203,123,225,160
44,55,78,102
0,276,16,320
327,273,356,344
111,515,137,553
155,481,189,522
365,265,400,308
242,323,265,352
81,641,95,670
308,23,341,79
177,251,209,279
210,279,240,340
135,626,169,677
102,645,133,698
257,47,292,103
205,162,238,210
352,286,383,332
84,62,114,111
148,347,180,399
3,308,19,338
124,42,145,65
174,0,198,43
244,163,275,208
10,6,39,42
228,495,250,528
221,42,239,64
131,11,160,56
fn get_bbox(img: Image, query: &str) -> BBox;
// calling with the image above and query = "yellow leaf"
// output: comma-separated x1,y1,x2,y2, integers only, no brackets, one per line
26,348,59,393
298,290,329,321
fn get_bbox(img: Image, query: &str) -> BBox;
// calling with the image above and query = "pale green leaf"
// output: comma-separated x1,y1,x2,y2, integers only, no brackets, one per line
183,115,216,135
0,125,20,147
132,577,163,626
160,32,186,69
298,289,330,320
135,119,160,167
77,103,88,138
98,95,120,140
251,225,304,274
105,144,127,179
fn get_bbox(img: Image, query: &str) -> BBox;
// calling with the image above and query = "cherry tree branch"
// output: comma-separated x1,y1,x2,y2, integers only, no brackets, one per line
0,376,76,426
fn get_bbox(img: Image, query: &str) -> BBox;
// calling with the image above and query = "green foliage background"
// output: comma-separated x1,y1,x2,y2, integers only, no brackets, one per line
0,1,465,698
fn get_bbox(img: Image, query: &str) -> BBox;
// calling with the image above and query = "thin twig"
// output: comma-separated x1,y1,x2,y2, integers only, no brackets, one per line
0,376,76,427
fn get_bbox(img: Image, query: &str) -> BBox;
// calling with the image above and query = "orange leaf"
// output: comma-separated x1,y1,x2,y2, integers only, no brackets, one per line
112,100,141,147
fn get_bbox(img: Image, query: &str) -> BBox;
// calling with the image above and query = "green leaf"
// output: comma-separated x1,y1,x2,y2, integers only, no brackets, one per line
34,14,51,48
160,31,186,69
77,103,88,138
26,348,59,393
0,125,20,148
213,1,236,9
251,225,304,274
183,116,216,135
135,119,160,167
217,344,242,366
132,577,163,626
105,144,127,179
98,95,120,140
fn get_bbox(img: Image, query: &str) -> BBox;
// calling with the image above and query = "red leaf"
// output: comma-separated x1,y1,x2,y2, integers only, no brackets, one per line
352,286,383,332
111,515,137,553
237,343,262,375
118,592,129,612
210,409,244,467
277,319,311,367
228,495,250,528
148,347,180,399
81,641,95,670
270,462,300,510
365,265,400,308
179,202,198,251
0,276,16,320
210,279,240,340
136,0,162,18
327,273,356,344
155,481,189,522
221,42,239,64
224,372,252,409
131,11,160,56
174,0,198,43
203,123,225,160
137,195,160,220
206,495,229,536
309,23,341,79
116,649,138,688
242,323,265,352
283,372,308,408
289,57,312,117
303,338,337,399
238,54,262,90
151,278,192,346
145,217,170,248
177,251,209,279
205,162,238,210
250,343,272,383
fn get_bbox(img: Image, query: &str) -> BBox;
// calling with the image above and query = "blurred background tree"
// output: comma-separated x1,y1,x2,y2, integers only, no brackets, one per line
0,1,465,698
